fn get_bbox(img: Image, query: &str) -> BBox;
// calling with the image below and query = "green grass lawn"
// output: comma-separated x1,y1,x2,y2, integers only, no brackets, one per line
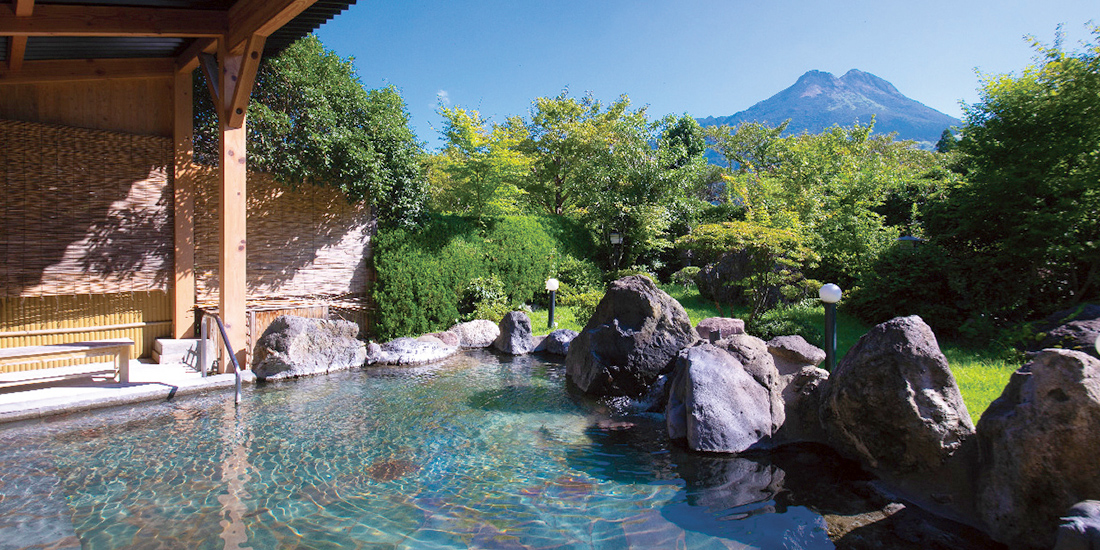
527,283,1019,421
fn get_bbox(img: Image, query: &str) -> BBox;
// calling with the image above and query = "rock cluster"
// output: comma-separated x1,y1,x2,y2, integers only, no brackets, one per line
565,275,697,396
252,315,366,380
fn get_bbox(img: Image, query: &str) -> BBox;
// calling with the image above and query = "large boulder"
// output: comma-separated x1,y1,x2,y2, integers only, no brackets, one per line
565,275,697,396
366,337,457,365
1054,501,1100,550
447,319,500,349
719,333,785,433
767,335,826,373
695,317,745,341
493,311,536,355
252,315,366,381
820,316,974,474
541,329,578,356
666,344,775,453
1030,305,1100,359
976,349,1100,549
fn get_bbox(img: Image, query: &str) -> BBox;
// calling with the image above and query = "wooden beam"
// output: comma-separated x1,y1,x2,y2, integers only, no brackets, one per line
226,34,264,128
7,36,25,72
176,37,216,73
0,57,174,83
198,51,221,106
7,0,31,72
14,0,34,18
226,0,316,49
0,4,226,37
173,68,196,339
217,42,248,371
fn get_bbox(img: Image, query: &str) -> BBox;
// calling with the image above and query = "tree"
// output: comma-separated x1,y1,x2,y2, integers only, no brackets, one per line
705,121,790,173
925,27,1100,326
675,221,816,323
194,35,428,229
436,106,530,217
514,91,635,216
661,114,707,169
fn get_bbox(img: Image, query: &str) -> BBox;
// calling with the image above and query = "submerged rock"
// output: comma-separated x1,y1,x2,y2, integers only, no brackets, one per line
493,311,537,355
976,349,1100,549
252,315,367,381
666,344,774,453
366,337,457,365
820,316,974,474
448,320,500,349
566,275,697,397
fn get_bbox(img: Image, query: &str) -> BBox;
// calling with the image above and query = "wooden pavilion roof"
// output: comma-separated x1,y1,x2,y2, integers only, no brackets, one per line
0,0,355,84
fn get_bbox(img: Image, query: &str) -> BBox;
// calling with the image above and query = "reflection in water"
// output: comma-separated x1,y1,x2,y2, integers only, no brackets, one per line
217,402,254,550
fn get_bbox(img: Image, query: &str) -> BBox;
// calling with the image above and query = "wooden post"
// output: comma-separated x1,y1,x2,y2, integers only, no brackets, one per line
218,42,248,372
172,68,196,339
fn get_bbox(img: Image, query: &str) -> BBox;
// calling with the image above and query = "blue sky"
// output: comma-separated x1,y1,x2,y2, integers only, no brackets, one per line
315,0,1096,148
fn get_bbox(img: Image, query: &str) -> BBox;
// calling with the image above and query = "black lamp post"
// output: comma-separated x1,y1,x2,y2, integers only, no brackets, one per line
609,230,623,270
819,283,842,372
546,278,559,329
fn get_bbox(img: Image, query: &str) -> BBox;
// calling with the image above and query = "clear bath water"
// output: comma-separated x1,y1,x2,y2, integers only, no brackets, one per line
0,351,845,549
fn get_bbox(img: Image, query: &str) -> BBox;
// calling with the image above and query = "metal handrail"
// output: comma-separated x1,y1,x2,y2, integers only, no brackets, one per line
198,313,242,405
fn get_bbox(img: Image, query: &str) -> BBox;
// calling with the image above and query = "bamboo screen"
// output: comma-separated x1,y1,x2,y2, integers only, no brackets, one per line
0,119,173,297
192,169,374,303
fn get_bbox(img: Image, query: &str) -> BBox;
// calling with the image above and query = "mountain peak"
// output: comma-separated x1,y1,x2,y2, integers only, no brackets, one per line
698,69,960,150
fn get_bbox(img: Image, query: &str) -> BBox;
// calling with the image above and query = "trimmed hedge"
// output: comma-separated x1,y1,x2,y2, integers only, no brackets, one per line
371,214,600,340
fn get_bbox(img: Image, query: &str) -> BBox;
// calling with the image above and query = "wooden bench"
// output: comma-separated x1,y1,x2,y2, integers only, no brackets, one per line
0,338,133,386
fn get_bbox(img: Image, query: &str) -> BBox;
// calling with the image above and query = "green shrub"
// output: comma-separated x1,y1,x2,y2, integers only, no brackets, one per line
747,300,823,343
372,214,603,340
561,290,603,328
609,267,658,283
555,254,602,292
845,243,965,337
670,266,701,289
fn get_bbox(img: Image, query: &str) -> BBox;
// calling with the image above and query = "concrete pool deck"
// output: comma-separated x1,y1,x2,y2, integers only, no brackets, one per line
0,359,255,425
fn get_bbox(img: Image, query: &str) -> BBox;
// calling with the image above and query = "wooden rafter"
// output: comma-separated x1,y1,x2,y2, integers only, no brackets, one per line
7,0,32,72
0,4,226,37
175,37,217,73
226,0,316,50
0,57,174,83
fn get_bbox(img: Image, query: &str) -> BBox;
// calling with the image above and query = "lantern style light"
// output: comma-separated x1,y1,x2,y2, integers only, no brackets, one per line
609,231,623,245
819,283,842,304
546,278,560,328
819,283,842,371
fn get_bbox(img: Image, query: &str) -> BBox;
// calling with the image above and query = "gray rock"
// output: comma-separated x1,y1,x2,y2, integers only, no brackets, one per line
695,317,745,341
767,335,826,370
542,329,578,356
252,315,366,381
776,366,830,444
678,456,786,513
666,344,775,453
565,275,697,396
719,333,785,433
1031,305,1100,359
493,311,537,355
820,316,974,474
366,337,457,365
448,319,500,349
976,349,1100,549
1055,501,1100,550
430,331,460,347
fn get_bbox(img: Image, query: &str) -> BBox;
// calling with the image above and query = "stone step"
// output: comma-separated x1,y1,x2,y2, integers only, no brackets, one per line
153,339,200,365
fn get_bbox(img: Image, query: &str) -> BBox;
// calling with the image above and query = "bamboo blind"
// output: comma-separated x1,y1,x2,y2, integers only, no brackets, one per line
0,119,173,297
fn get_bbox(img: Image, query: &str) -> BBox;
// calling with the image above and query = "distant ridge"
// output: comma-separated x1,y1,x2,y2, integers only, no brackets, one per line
698,69,959,149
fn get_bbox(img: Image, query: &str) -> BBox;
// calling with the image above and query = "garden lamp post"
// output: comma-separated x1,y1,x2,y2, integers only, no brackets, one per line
546,278,560,329
819,283,843,372
609,230,623,271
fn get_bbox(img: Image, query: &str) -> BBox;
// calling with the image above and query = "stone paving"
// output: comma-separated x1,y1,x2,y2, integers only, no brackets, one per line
0,359,254,425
